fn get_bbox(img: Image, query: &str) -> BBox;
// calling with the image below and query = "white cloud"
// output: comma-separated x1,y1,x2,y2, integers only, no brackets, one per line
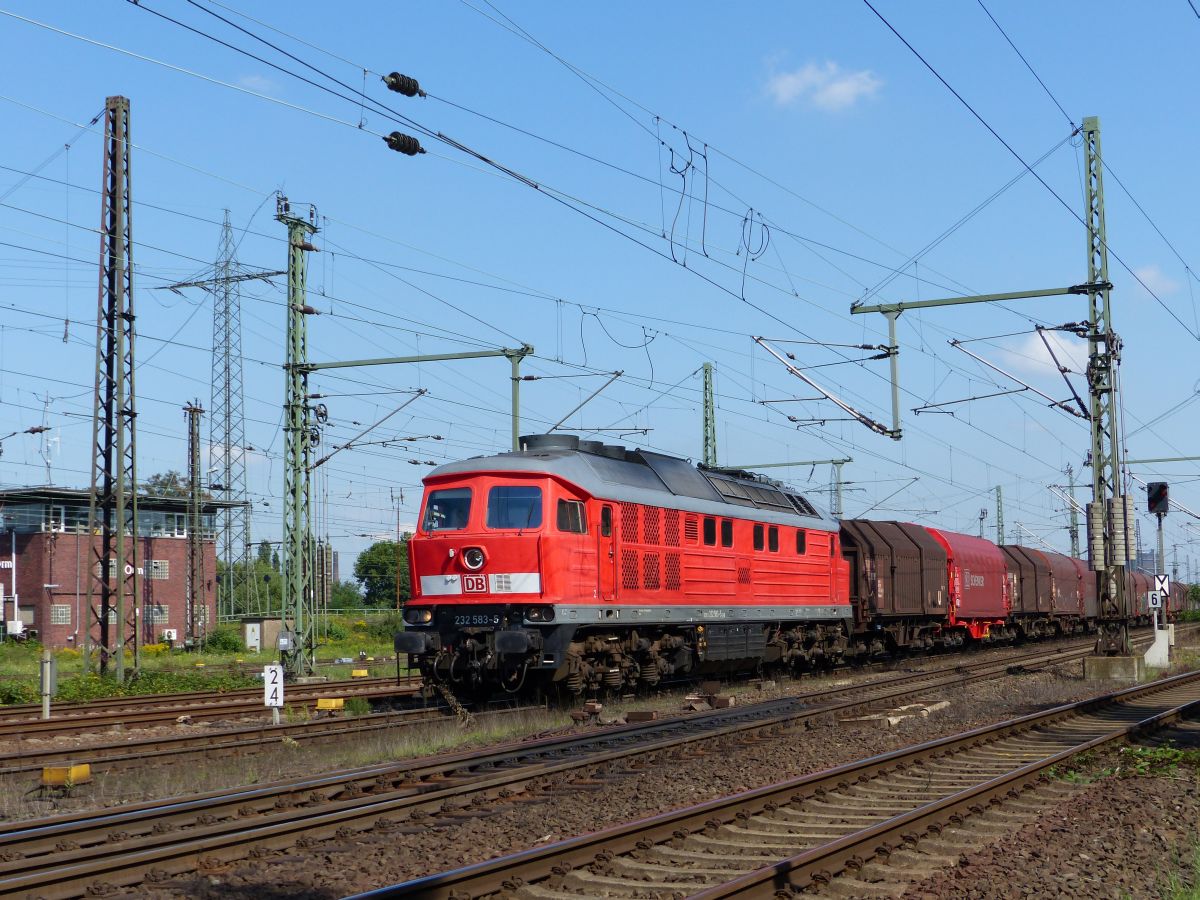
765,61,882,111
238,74,278,94
995,331,1087,382
1132,263,1179,296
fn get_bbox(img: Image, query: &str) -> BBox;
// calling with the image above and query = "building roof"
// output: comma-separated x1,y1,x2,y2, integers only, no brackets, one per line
0,486,246,512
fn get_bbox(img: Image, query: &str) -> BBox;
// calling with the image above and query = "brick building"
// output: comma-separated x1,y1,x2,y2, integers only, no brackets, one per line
0,487,231,648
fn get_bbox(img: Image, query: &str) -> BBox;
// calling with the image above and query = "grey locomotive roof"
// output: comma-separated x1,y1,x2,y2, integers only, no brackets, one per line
425,443,839,532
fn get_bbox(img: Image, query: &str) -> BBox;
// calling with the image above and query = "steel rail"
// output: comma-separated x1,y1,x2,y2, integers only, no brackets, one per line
366,670,1200,899
0,630,1146,777
0,633,1184,898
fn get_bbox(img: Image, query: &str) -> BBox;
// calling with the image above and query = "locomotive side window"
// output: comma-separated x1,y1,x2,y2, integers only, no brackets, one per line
600,506,612,537
557,499,587,533
796,529,807,555
768,526,779,552
422,488,472,531
753,523,764,551
720,519,733,547
702,517,717,546
486,485,543,529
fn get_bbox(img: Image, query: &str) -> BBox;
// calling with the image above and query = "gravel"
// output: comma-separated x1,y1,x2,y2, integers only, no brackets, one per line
147,659,1148,899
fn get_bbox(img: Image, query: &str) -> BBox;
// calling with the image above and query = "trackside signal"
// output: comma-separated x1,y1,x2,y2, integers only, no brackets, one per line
1147,482,1169,516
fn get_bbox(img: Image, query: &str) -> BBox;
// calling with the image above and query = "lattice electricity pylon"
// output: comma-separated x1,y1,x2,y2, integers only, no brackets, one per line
278,195,319,678
1081,116,1131,656
85,96,141,680
184,401,205,642
211,211,251,620
702,362,717,467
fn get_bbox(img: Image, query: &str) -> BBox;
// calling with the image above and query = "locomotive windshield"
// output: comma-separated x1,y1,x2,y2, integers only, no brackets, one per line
486,485,543,529
422,487,472,531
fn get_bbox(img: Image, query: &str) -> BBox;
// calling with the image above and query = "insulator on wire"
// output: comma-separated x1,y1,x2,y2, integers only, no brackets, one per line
384,72,425,97
383,131,425,156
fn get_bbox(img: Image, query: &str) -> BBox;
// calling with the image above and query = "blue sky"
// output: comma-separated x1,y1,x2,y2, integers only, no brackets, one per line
0,1,1198,578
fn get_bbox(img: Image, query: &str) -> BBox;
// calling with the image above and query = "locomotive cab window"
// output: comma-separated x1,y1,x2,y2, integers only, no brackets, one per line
486,485,543,529
753,523,764,551
703,516,717,546
557,499,587,534
720,518,733,548
768,526,779,552
600,505,612,537
422,488,472,531
796,529,807,555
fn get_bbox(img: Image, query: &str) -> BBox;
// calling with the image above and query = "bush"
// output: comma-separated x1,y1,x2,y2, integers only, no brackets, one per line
203,624,244,654
0,680,37,704
142,642,170,657
324,620,349,641
363,612,405,641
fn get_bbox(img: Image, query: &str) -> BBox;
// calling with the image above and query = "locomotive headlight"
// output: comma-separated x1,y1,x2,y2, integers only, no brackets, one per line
526,605,555,622
403,607,433,625
462,546,486,571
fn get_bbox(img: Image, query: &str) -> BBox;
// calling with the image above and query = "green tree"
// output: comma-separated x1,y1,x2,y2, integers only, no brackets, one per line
142,470,187,497
256,540,272,568
353,539,410,606
331,579,364,609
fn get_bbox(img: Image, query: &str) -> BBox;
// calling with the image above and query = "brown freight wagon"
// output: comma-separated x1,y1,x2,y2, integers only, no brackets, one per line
839,520,949,650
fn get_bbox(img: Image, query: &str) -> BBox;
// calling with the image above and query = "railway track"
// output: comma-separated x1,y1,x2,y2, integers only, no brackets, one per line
0,630,1146,778
359,668,1200,899
0,677,421,739
0,631,1182,899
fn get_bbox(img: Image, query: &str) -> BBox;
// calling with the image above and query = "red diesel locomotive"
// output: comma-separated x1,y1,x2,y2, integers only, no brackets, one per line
394,435,1181,694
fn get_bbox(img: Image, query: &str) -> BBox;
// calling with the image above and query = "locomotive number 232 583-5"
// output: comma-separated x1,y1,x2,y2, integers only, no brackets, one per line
454,613,502,626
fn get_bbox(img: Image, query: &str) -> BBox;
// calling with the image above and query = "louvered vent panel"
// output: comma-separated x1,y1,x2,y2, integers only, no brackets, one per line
684,516,699,543
665,552,682,591
621,503,639,544
621,549,640,590
642,552,661,590
643,507,661,545
664,509,680,547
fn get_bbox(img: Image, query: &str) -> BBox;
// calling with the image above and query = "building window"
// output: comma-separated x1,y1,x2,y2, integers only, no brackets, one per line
720,519,734,548
796,529,807,555
768,526,779,553
49,604,71,625
148,559,170,580
172,514,187,537
149,605,170,625
556,499,587,534
43,505,66,533
753,524,764,551
702,517,717,546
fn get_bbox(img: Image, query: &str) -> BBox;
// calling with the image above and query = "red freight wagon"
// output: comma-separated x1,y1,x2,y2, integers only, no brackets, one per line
1071,558,1098,620
925,528,1009,638
1040,550,1084,616
1001,546,1052,616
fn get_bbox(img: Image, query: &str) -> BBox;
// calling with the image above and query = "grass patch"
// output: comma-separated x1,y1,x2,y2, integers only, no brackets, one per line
1115,744,1200,779
1164,841,1200,899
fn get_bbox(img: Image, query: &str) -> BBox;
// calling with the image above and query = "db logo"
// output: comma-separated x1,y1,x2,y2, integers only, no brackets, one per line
462,574,488,593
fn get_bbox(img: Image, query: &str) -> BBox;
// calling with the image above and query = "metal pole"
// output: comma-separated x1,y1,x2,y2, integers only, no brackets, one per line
832,460,846,518
885,311,901,438
1158,513,1166,581
702,362,717,467
509,352,521,451
1067,464,1080,558
1081,115,1129,657
40,647,51,720
278,197,318,679
996,486,1005,545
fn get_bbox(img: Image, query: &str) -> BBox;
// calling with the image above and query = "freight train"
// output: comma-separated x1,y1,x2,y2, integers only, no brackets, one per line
394,434,1188,695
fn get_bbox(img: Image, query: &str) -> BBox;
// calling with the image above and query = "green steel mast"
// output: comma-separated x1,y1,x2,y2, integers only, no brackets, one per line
278,196,318,678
